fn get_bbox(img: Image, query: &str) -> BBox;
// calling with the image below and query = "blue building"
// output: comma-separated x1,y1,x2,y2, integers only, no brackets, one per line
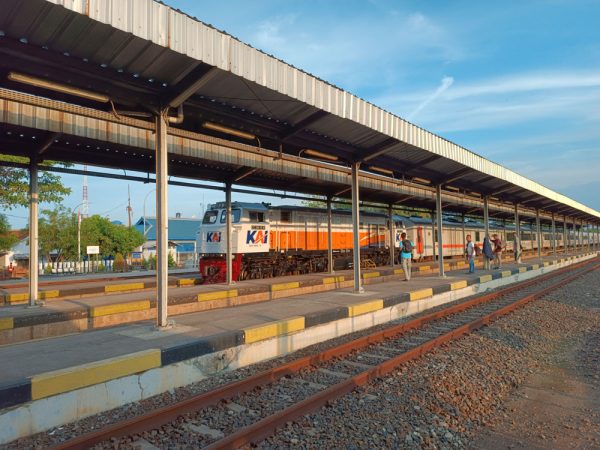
133,215,202,265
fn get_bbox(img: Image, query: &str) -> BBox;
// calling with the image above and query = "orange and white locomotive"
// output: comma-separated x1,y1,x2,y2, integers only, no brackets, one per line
197,202,573,283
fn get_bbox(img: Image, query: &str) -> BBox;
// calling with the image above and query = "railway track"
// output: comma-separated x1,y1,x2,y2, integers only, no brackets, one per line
52,258,598,450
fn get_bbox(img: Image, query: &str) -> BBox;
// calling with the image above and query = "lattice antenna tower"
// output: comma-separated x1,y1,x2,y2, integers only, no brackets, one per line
82,164,89,218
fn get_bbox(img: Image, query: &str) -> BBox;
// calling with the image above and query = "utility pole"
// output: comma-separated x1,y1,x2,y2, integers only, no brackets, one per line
127,184,133,228
82,164,89,218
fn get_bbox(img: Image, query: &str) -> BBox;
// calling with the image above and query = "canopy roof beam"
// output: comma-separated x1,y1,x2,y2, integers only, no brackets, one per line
163,66,220,108
280,110,329,141
358,138,400,162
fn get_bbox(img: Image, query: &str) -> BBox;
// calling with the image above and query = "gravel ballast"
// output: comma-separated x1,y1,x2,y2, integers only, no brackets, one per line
261,269,600,449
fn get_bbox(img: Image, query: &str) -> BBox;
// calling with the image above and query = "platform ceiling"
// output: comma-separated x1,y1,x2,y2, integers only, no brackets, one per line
0,0,598,224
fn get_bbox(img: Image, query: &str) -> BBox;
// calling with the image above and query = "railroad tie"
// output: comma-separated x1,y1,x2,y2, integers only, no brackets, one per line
290,378,328,390
376,345,406,353
317,368,351,379
343,360,375,370
359,352,391,361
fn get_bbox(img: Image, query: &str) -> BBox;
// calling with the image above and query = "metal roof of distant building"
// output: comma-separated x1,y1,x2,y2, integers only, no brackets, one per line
134,217,201,241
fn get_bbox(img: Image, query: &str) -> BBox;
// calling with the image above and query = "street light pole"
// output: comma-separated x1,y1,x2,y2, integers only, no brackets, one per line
77,207,81,263
69,202,86,271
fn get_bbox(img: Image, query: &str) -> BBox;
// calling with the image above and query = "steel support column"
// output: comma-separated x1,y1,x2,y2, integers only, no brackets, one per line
431,211,436,261
225,182,234,285
514,204,521,263
535,209,541,260
388,205,395,267
564,215,568,254
461,213,466,248
573,218,577,252
551,212,556,257
351,162,363,293
436,185,445,277
155,112,169,328
483,196,490,270
327,196,334,274
28,160,39,307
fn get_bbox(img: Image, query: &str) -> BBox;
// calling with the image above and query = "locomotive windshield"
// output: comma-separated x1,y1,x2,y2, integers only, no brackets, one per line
220,209,241,223
202,210,219,224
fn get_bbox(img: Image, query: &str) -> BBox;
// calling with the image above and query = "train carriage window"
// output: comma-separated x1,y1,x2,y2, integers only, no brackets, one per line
506,232,515,241
475,231,480,241
202,210,218,224
249,211,265,222
220,209,241,223
280,211,292,223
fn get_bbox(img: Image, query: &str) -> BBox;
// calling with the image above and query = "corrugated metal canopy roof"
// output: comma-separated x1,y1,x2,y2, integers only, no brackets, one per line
0,0,598,224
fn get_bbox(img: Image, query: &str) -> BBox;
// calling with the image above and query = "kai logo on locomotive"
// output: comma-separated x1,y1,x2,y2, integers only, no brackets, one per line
206,231,222,243
246,229,269,245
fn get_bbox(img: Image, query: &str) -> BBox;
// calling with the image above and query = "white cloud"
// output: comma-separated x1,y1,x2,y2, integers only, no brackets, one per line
407,76,454,121
445,72,600,100
376,71,600,133
248,10,466,90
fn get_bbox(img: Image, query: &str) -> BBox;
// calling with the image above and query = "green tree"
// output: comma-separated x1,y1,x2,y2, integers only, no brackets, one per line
168,253,177,268
38,207,145,261
113,253,127,272
80,216,145,258
0,156,71,209
39,206,76,261
0,214,19,252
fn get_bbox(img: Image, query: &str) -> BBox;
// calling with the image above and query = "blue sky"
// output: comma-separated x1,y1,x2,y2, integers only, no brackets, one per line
5,0,600,228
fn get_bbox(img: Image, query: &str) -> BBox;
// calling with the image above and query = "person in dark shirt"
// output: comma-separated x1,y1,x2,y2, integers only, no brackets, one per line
491,234,503,269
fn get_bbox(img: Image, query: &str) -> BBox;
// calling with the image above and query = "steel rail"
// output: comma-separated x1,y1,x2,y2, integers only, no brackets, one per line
50,257,598,450
207,261,599,450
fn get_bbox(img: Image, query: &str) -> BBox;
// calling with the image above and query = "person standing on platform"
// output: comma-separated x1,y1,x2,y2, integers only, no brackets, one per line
513,234,522,264
491,233,503,269
483,236,494,270
7,262,15,279
465,234,475,274
399,232,414,281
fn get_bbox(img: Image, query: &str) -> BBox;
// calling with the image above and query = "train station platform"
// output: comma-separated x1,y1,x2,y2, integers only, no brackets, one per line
0,250,597,444
0,251,567,346
0,269,200,305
